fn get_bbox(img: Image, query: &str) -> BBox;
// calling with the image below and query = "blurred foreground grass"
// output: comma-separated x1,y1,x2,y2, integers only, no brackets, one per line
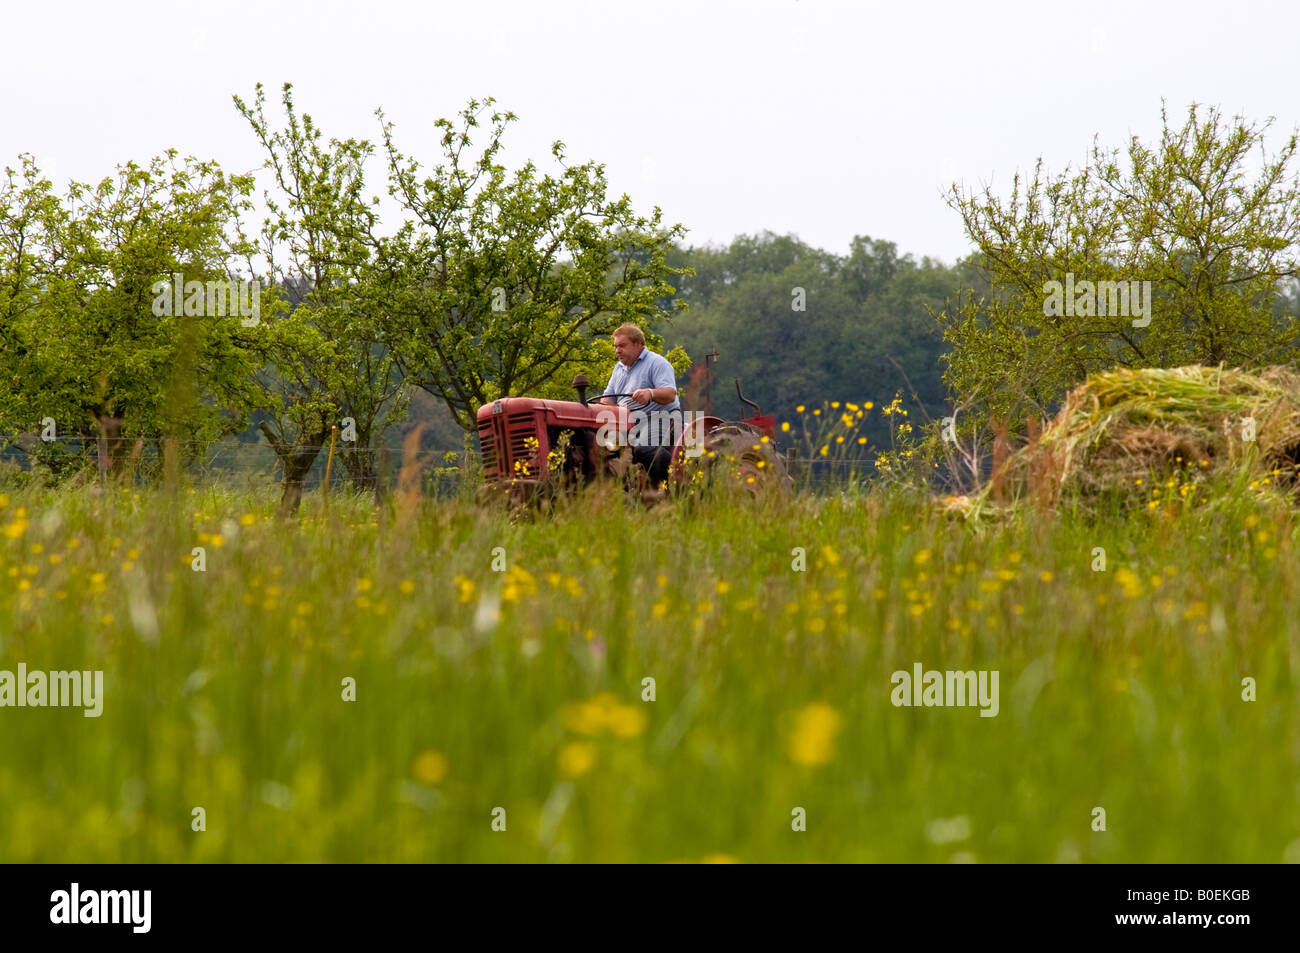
0,480,1297,862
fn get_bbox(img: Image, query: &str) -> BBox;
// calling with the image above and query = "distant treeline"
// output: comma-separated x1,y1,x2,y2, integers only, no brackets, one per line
659,232,976,453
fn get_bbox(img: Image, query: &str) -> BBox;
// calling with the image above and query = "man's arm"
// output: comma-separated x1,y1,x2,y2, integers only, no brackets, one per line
630,386,676,405
631,355,678,405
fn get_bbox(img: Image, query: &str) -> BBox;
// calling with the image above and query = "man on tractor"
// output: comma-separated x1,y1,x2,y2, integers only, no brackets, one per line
601,323,680,487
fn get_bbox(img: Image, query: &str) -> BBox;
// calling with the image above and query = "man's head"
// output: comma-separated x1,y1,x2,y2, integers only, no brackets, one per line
613,323,645,367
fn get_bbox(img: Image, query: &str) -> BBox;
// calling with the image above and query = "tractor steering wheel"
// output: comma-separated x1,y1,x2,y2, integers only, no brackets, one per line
588,393,647,408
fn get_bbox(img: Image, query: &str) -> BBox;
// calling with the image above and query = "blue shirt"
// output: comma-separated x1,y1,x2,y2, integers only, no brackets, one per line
603,347,681,413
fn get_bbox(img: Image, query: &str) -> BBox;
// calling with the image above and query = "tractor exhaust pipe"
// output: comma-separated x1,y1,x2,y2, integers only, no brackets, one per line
735,378,761,419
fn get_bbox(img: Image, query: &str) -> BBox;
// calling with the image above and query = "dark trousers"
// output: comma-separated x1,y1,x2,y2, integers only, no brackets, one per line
632,444,673,486
630,413,680,486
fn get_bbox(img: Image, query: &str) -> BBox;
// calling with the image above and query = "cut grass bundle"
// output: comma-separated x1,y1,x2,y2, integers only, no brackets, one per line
977,365,1300,513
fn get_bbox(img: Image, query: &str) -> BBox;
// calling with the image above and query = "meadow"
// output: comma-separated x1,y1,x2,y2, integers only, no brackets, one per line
0,469,1297,863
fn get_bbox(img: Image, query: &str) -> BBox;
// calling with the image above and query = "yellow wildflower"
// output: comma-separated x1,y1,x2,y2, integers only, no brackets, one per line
787,702,841,767
453,574,476,604
558,742,597,778
412,751,448,786
1114,567,1142,599
564,696,607,735
607,705,647,739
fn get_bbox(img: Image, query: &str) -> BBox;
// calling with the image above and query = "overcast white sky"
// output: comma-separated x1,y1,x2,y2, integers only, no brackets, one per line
4,0,1298,266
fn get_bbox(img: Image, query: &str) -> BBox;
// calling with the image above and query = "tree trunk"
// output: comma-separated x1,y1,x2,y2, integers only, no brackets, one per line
93,411,125,481
277,445,325,517
373,445,391,506
261,421,328,518
341,441,379,495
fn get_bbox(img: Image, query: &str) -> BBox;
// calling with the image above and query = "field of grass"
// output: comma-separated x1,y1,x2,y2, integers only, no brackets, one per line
1,476,1297,862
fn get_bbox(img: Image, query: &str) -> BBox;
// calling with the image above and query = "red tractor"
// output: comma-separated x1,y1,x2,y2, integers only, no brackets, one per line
475,372,793,504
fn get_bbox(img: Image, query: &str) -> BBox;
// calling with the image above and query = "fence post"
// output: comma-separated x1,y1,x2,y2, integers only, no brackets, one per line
163,436,178,493
1025,414,1044,507
990,415,1010,504
375,444,391,507
323,425,339,509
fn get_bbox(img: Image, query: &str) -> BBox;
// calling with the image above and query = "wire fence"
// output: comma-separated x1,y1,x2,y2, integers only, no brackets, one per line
0,432,897,497
0,434,472,496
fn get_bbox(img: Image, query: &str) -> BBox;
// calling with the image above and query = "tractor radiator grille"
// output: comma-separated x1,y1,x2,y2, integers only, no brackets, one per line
479,411,541,479
507,413,537,469
478,420,501,478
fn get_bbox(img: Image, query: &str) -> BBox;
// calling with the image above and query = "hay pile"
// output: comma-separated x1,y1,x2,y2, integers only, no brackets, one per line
988,365,1300,509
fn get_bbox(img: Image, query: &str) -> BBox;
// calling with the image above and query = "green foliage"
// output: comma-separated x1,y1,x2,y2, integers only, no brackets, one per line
234,83,408,503
941,103,1300,428
372,99,688,428
0,155,61,430
0,151,260,477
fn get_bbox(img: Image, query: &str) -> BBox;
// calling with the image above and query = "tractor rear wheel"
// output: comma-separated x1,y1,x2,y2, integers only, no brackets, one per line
689,424,793,495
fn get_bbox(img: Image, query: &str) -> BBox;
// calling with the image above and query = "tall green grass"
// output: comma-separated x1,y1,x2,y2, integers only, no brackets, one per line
0,479,1296,862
